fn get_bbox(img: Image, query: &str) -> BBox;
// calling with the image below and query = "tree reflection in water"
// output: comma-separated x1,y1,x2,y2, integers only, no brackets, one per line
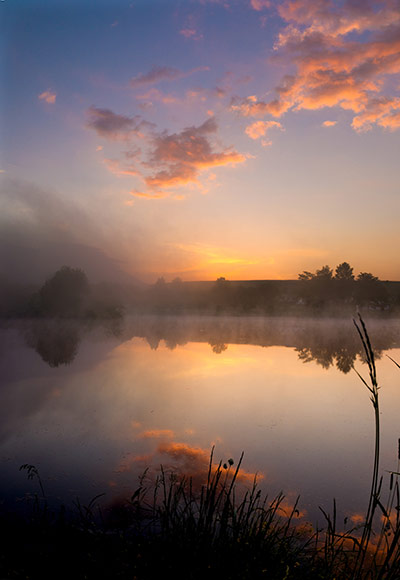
24,321,80,367
23,317,124,367
21,315,400,373
296,346,360,374
125,315,395,374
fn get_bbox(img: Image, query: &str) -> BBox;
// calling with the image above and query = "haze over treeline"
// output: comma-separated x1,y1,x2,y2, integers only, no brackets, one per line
2,260,400,320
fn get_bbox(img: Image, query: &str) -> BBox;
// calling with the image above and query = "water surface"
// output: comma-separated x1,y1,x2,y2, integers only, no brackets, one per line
1,315,399,526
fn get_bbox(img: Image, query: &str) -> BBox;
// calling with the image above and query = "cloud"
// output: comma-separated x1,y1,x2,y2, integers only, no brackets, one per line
276,0,400,39
38,90,56,104
139,429,175,439
127,440,260,489
180,28,203,40
90,108,246,197
322,120,337,127
129,190,179,200
250,0,271,10
85,106,151,140
136,87,181,105
131,66,183,88
351,96,400,131
144,117,246,190
245,120,283,142
231,92,291,117
103,158,140,177
130,65,209,88
234,0,400,131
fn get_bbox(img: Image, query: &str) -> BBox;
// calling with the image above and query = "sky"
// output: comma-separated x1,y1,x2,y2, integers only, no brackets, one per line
1,0,400,283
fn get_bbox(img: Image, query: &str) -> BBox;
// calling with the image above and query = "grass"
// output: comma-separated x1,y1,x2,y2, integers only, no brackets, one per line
1,315,400,579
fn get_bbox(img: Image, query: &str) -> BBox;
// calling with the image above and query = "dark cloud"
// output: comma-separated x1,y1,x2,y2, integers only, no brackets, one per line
130,66,183,88
130,65,210,88
85,106,149,140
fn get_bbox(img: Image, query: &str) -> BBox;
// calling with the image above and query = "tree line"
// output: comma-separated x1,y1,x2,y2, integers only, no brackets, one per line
296,262,389,309
1,263,399,319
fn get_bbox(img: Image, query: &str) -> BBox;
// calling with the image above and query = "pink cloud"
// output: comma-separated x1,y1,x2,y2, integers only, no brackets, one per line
180,28,203,40
250,0,271,11
38,90,56,104
136,87,181,105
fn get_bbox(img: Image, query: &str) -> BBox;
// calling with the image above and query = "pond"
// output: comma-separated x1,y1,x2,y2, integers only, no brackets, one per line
1,315,399,527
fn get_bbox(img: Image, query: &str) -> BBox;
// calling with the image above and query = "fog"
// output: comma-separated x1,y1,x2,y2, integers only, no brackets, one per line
0,177,135,285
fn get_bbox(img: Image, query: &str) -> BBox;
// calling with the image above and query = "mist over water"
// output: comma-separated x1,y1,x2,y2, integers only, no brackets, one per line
1,314,400,526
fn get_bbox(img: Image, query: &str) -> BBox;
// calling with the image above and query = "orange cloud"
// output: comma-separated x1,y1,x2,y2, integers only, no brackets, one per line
144,117,246,190
234,1,400,132
156,441,260,486
103,158,140,177
322,120,337,127
138,429,175,439
129,190,170,200
90,110,246,197
278,497,306,519
352,96,400,131
245,120,283,141
232,94,286,117
38,90,56,104
114,439,260,490
350,512,365,525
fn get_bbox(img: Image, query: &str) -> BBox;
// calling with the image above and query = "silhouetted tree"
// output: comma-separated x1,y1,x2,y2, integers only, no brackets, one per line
298,265,335,306
298,271,315,281
334,262,355,302
335,262,354,281
355,272,388,307
357,272,379,283
211,277,234,312
37,266,89,318
209,342,228,354
151,277,169,311
315,265,333,280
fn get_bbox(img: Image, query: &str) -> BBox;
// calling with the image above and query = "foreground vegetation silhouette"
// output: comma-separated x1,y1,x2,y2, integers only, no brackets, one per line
1,316,400,579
